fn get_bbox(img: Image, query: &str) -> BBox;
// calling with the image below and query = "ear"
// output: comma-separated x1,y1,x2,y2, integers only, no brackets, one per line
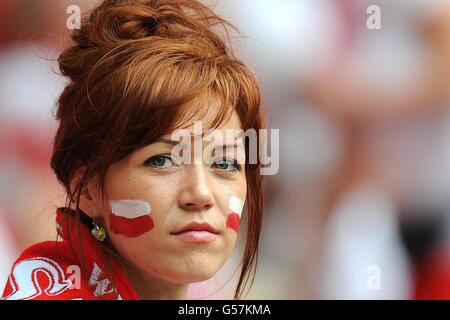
69,166,103,219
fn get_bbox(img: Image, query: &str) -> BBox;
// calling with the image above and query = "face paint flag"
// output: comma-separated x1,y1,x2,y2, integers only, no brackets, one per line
109,200,154,238
226,196,244,233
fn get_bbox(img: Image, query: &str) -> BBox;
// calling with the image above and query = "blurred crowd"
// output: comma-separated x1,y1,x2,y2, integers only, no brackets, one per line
2,0,450,299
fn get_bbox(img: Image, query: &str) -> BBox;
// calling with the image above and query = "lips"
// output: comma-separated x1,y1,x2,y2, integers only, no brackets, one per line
171,222,219,235
171,222,219,243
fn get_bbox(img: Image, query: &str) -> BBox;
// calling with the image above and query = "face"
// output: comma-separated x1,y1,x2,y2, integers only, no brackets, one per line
87,107,247,285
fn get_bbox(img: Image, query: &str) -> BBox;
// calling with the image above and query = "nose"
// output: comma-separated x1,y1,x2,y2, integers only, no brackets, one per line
178,165,214,211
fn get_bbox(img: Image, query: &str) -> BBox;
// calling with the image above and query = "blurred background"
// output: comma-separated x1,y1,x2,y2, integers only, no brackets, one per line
2,0,450,299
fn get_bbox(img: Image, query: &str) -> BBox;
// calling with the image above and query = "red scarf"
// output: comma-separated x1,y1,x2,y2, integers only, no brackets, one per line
1,208,140,300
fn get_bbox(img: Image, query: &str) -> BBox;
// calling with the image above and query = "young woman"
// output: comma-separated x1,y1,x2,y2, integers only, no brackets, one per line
1,0,265,300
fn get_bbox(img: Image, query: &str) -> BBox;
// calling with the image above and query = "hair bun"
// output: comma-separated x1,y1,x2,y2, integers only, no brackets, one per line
72,0,229,48
59,0,234,80
73,2,161,48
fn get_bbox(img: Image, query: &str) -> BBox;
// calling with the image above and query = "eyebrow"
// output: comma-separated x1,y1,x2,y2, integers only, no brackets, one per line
155,139,244,150
155,138,183,146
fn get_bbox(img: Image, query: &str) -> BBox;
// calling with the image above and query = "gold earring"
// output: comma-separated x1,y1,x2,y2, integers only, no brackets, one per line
91,220,106,242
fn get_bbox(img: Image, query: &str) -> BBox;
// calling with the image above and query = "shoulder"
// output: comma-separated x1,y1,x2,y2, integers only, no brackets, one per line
1,241,84,300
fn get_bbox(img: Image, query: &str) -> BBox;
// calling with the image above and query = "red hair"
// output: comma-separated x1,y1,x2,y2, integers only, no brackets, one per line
51,0,265,299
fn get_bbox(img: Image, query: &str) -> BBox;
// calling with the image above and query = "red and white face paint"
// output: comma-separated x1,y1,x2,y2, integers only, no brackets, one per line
226,196,244,233
109,200,154,238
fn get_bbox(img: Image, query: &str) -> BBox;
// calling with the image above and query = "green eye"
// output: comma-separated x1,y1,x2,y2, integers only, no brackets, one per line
213,158,242,172
144,155,175,168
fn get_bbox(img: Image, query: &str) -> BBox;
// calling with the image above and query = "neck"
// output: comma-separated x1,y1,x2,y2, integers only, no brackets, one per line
121,259,189,300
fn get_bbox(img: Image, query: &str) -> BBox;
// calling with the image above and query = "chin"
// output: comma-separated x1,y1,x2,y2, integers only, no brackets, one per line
168,265,220,285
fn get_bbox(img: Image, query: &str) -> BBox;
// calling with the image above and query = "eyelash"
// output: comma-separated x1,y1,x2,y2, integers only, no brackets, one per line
212,158,242,172
143,154,176,169
143,154,242,172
